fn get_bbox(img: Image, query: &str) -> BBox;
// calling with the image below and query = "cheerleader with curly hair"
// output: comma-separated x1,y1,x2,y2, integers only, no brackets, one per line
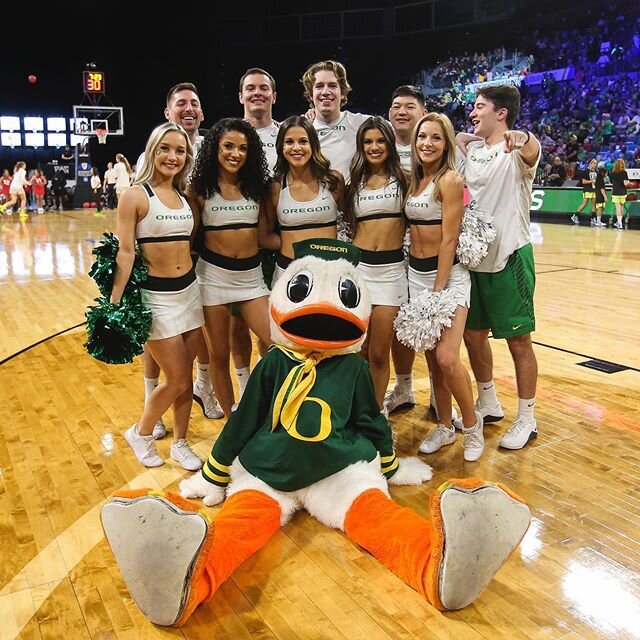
189,118,276,417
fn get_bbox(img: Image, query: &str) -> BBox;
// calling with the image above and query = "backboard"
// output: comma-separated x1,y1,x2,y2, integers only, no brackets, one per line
72,105,124,136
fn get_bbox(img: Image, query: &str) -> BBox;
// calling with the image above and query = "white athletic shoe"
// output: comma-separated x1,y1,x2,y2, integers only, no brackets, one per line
461,411,485,462
430,392,460,423
383,388,416,414
499,416,537,450
418,423,455,454
124,424,163,467
454,400,504,430
152,417,168,440
193,384,224,419
170,439,203,471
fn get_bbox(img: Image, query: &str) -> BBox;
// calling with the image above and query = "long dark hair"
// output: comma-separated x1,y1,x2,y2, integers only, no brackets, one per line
344,117,408,233
273,115,339,192
190,117,270,202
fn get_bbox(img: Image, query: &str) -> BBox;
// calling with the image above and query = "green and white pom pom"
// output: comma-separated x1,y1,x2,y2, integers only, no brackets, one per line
84,296,152,365
394,288,459,352
456,203,496,268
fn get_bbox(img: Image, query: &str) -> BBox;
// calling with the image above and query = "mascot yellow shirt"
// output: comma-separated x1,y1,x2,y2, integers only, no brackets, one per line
202,346,398,492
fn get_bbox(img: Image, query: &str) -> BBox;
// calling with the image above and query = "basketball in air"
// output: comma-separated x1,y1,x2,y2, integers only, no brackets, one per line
27,74,37,84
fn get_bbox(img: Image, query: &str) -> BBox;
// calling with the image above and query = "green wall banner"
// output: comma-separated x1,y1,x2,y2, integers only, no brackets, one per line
530,187,639,216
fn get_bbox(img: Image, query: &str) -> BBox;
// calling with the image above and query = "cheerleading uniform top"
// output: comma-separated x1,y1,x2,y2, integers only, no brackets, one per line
353,179,403,222
136,183,193,245
404,181,442,225
276,175,338,231
201,192,260,231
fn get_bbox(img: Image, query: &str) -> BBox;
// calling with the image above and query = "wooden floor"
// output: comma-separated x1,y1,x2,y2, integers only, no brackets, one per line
1,210,639,640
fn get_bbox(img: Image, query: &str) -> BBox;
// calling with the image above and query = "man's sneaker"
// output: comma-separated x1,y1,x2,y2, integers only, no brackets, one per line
570,214,579,224
499,416,537,450
193,385,224,419
453,400,503,430
418,423,455,454
152,418,167,440
383,388,416,414
462,411,485,462
614,221,623,230
170,439,203,471
596,220,606,227
124,424,163,467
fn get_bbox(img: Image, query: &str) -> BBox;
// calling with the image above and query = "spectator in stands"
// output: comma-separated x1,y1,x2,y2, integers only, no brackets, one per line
60,145,74,163
547,156,567,186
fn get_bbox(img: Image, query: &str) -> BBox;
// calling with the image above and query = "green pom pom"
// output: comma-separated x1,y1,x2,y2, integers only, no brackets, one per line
88,232,149,298
84,296,152,365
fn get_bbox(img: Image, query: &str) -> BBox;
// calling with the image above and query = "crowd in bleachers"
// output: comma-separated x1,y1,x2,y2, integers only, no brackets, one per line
428,47,532,89
418,3,640,176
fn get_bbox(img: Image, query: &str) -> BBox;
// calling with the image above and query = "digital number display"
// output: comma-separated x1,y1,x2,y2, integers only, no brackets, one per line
83,71,105,94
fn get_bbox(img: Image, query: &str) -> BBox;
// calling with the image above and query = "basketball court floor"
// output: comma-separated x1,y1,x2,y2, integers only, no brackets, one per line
0,209,638,639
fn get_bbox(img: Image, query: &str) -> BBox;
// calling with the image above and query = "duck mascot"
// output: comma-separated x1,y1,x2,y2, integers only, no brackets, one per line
101,239,531,627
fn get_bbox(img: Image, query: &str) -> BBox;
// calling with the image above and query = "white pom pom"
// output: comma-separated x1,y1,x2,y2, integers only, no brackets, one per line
394,288,459,351
456,202,496,268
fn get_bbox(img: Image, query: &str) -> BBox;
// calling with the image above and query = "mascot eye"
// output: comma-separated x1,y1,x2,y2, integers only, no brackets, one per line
338,277,360,308
287,271,313,303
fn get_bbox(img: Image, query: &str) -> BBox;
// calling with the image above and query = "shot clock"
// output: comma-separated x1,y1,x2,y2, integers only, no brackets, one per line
83,70,106,95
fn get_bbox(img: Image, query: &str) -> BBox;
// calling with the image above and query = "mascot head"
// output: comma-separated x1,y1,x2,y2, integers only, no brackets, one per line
269,239,371,356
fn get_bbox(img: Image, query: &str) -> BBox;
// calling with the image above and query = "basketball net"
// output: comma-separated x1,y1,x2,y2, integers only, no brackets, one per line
96,128,108,144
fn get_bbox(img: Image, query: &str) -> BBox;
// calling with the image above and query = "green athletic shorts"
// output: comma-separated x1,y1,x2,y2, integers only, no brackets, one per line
466,243,536,339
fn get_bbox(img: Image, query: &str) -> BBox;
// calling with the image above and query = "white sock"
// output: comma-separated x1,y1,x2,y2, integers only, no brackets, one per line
518,397,535,419
236,367,250,399
144,377,159,402
394,373,413,393
477,380,498,406
195,361,211,390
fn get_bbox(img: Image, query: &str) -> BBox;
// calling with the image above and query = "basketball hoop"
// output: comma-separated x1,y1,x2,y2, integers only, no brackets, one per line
96,128,108,144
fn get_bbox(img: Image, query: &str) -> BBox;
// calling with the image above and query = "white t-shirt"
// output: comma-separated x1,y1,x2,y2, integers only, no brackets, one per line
104,168,117,185
313,111,369,179
396,142,411,172
255,121,279,175
114,162,131,191
460,139,540,273
90,175,101,190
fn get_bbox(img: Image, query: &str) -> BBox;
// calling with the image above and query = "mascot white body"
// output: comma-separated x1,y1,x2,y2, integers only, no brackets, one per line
101,239,530,628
